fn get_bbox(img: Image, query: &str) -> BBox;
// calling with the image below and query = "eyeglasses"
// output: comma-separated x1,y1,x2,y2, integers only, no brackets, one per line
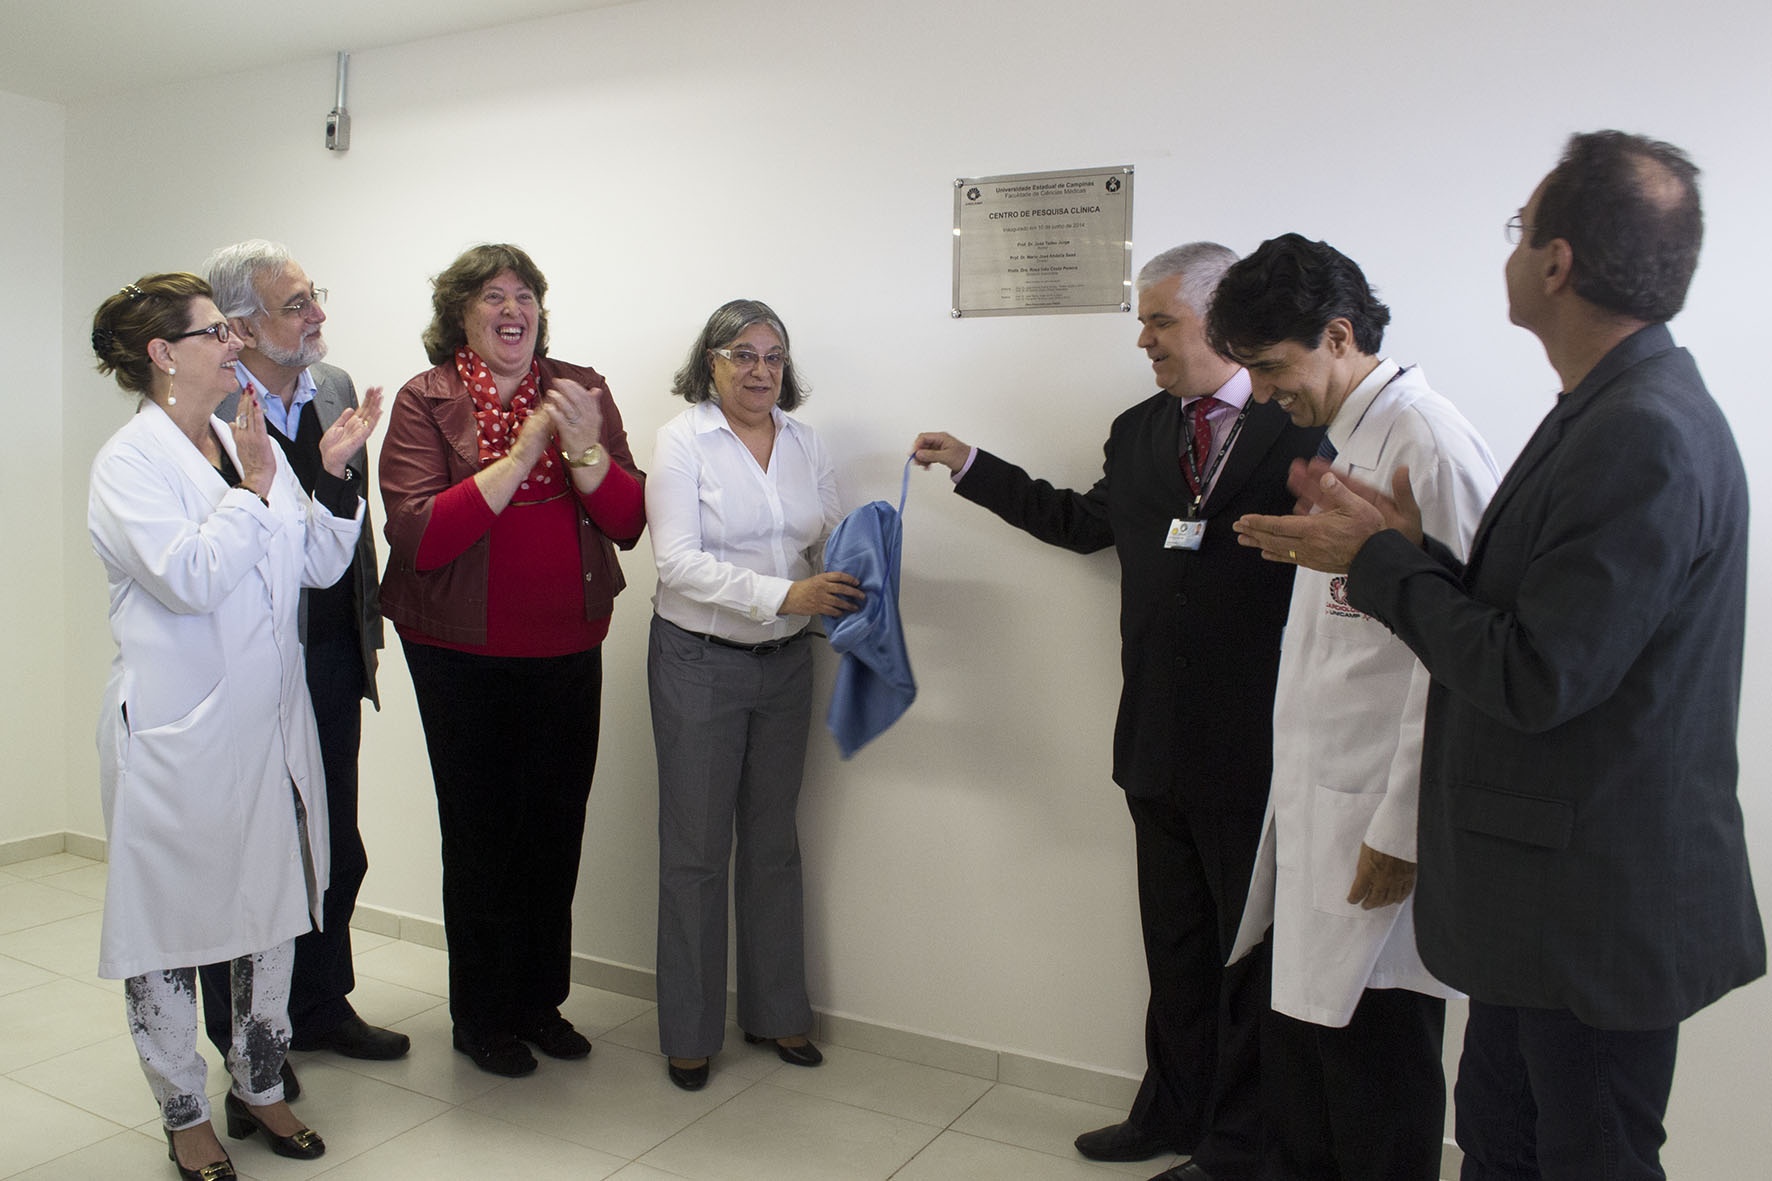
279,288,327,316
711,347,788,372
1504,215,1536,245
171,322,232,344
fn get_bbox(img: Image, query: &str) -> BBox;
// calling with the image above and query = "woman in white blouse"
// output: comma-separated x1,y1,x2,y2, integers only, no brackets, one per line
646,299,863,1091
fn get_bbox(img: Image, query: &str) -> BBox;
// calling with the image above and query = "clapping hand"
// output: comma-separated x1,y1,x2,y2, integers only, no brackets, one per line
230,389,277,500
319,385,384,479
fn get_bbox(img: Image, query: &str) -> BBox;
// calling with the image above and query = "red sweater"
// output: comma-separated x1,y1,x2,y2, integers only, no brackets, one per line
410,464,643,656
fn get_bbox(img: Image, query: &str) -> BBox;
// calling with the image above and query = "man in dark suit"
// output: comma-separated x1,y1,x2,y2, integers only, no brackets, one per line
201,241,409,1085
1234,132,1765,1179
914,242,1321,1181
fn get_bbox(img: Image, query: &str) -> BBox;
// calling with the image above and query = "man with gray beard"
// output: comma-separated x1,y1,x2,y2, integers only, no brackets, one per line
198,241,406,1091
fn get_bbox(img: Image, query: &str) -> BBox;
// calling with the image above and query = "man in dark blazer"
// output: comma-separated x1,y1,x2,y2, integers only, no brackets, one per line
1235,132,1765,1179
201,241,408,1086
914,242,1321,1181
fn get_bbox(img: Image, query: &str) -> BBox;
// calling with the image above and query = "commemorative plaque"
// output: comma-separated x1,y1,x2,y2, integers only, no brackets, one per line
952,165,1134,317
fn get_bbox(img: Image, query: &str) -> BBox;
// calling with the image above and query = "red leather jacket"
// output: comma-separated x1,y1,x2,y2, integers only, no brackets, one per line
378,358,645,648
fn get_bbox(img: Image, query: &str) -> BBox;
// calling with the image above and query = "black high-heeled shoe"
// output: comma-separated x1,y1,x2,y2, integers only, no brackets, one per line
163,1126,236,1180
743,1031,824,1066
223,1093,326,1160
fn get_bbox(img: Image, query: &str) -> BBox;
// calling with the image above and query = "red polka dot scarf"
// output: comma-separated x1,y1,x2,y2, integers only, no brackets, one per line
456,347,559,499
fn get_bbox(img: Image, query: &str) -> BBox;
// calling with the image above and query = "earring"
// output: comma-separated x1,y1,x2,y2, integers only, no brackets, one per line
167,366,177,406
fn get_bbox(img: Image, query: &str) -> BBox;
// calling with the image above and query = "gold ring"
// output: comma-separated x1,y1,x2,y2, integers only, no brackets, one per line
1288,550,1297,559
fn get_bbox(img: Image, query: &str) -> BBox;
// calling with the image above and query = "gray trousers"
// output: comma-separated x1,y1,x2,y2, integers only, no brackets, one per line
126,940,293,1129
649,615,815,1059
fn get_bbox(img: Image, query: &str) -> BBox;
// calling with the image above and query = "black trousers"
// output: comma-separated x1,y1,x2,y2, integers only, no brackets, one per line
1261,988,1447,1181
201,636,367,1051
1455,1000,1678,1181
402,639,603,1036
1125,792,1268,1181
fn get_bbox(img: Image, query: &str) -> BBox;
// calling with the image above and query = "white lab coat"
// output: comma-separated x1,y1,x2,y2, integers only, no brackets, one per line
1229,362,1499,1026
88,400,361,979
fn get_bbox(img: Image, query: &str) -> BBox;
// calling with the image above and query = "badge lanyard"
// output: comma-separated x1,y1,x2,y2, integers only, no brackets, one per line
1167,399,1251,550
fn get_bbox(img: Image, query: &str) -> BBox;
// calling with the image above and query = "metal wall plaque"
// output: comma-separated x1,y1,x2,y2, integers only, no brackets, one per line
952,165,1133,317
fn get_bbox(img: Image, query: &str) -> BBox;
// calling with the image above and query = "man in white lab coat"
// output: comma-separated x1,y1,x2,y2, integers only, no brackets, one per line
1208,235,1499,1180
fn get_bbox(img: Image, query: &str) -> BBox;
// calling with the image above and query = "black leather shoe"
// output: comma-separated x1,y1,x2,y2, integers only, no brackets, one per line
452,1027,537,1076
1074,1120,1172,1162
298,1012,411,1060
223,1093,326,1160
1147,1163,1215,1181
164,1127,235,1180
742,1030,824,1066
517,1012,592,1059
667,1058,709,1091
279,1059,300,1102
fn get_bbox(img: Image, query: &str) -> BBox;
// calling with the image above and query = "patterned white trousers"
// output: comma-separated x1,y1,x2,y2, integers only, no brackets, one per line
124,940,294,1129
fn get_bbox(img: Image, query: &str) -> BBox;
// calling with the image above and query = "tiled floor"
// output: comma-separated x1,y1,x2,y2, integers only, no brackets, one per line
0,854,1185,1180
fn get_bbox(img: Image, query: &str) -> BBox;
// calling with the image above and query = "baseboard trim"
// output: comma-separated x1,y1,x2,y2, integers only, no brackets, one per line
0,831,101,866
6,835,1463,1170
349,899,1144,1107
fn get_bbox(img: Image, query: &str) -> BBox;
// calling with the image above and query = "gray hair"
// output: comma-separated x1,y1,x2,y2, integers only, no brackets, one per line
203,239,293,320
669,298,808,411
1136,242,1238,315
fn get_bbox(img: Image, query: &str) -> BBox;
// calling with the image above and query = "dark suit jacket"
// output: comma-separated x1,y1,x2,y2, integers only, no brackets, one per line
958,391,1321,809
219,360,383,707
1350,324,1765,1028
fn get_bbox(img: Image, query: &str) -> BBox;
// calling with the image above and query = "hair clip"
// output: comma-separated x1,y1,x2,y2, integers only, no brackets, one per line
122,284,144,299
91,325,115,353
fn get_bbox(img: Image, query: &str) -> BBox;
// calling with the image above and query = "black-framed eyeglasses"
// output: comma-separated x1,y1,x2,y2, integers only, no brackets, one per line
711,347,788,372
279,288,327,316
171,322,232,344
1504,215,1535,245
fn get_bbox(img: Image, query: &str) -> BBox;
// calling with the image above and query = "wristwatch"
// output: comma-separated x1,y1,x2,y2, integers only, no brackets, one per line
564,443,606,469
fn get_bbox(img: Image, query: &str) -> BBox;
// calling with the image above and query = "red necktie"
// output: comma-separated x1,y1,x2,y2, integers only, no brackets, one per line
1183,396,1221,494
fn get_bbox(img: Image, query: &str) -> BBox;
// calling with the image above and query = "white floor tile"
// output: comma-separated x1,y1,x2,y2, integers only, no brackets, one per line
0,978,123,1072
949,1084,1179,1175
0,879,102,936
561,980,657,1038
606,1163,697,1181
36,861,109,902
316,1107,629,1180
465,1040,750,1160
9,1030,227,1127
0,909,105,977
1,853,100,881
639,1080,939,1181
0,859,1327,1180
335,970,448,1028
202,1059,451,1178
0,951,57,997
295,1001,516,1105
764,1042,993,1126
352,938,451,996
598,1008,787,1082
895,1129,1146,1179
0,1076,126,1175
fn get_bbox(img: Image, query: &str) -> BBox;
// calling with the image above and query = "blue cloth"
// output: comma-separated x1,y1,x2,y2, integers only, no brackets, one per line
823,458,916,758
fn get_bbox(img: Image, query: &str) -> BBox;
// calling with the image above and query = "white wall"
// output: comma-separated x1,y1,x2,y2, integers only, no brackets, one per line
1,91,68,843
48,0,1772,1172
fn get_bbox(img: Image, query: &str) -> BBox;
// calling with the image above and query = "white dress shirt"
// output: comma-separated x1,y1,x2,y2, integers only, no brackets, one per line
647,399,843,644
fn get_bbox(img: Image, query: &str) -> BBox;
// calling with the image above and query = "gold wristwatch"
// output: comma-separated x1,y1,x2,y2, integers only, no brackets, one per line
564,443,606,469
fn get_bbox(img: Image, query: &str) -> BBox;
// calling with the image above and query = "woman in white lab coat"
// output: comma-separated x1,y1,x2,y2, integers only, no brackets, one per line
87,274,374,1180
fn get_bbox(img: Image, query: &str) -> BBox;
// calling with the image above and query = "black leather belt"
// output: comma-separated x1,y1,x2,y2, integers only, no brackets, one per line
686,626,812,654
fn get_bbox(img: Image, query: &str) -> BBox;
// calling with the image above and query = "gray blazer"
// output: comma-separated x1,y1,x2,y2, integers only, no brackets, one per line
219,360,383,707
1348,323,1763,1030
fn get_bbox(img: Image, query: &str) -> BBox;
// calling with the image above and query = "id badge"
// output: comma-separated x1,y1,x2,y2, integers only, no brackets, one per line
1165,517,1206,550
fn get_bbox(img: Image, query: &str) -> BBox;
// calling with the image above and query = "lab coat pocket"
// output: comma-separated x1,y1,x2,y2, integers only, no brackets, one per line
1309,781,1385,916
116,678,235,844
